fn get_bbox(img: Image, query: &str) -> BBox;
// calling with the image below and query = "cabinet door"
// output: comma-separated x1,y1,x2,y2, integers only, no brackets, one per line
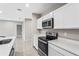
54,5,65,29
48,43,75,56
33,35,38,50
37,17,43,29
54,14,63,29
47,12,54,19
43,12,53,21
54,4,79,29
48,44,63,56
62,4,79,28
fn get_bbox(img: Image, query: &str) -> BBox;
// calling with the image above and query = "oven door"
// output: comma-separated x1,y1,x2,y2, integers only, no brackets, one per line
38,39,48,56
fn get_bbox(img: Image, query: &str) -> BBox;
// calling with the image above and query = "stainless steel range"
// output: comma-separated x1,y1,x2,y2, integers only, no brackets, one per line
38,32,58,56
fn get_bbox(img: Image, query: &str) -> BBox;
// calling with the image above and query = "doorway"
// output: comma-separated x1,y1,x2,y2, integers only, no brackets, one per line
17,25,22,38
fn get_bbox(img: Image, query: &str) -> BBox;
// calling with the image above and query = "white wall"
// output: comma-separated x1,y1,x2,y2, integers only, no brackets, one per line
32,13,41,35
22,18,33,41
0,21,17,37
39,29,79,41
22,14,41,41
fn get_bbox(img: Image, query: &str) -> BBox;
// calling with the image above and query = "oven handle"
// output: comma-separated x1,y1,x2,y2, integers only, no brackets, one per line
38,39,47,44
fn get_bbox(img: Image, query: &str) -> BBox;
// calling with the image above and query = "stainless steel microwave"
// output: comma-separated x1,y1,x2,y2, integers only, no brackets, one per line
42,18,54,29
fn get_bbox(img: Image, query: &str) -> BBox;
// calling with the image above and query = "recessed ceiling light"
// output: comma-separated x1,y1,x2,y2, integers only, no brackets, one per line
25,3,30,7
0,11,2,14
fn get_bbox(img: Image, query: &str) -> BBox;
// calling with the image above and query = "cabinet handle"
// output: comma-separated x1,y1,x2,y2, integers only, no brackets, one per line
38,39,47,44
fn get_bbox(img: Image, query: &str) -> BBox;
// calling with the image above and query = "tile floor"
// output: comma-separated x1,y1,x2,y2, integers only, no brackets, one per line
15,38,39,56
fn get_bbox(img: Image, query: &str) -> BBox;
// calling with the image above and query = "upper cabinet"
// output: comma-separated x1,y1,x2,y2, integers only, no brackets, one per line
54,4,79,29
43,12,54,21
37,4,79,29
37,17,43,29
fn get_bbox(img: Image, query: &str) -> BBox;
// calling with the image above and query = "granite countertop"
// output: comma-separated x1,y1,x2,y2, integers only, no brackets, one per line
48,37,79,56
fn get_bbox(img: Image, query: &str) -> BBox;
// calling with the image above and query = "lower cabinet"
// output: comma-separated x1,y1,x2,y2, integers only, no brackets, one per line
33,35,38,50
48,43,75,56
48,44,63,56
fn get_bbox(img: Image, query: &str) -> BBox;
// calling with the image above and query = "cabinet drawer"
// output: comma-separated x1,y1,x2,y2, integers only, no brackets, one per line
48,44,63,56
48,43,75,56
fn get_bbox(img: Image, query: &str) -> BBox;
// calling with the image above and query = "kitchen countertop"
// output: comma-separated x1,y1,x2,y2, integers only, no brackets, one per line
48,37,79,56
0,36,16,56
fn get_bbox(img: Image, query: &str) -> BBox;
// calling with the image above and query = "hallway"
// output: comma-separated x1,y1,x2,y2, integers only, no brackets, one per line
15,38,39,56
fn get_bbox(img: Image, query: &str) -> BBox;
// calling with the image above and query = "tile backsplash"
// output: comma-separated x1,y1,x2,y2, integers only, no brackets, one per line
38,29,79,41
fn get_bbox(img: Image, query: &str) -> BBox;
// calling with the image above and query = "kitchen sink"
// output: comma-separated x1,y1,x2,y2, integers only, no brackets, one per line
0,39,12,45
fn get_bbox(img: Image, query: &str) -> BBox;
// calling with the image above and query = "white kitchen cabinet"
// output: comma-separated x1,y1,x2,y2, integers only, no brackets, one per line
37,17,43,29
54,4,79,29
33,35,38,50
54,7,64,29
43,12,54,21
48,44,63,56
48,43,75,56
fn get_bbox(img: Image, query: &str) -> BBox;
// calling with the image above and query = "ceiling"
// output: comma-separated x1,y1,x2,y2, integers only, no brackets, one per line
0,3,66,22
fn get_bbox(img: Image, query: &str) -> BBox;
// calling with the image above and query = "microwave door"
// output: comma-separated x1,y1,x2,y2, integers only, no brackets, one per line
42,18,54,29
48,21,51,26
47,19,53,28
42,22,47,28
